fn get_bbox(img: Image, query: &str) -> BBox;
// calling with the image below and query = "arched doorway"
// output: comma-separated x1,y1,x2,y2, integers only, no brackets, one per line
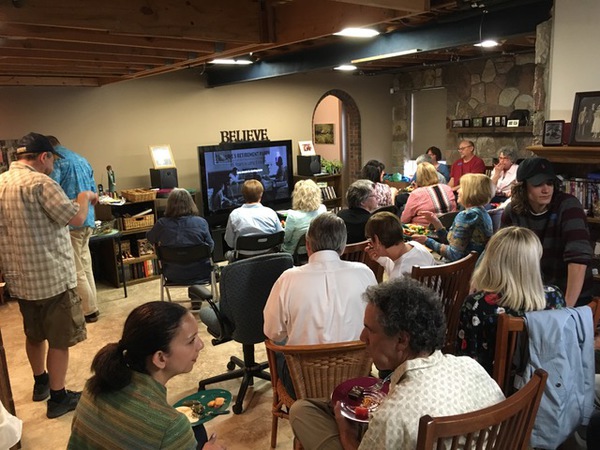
312,90,362,201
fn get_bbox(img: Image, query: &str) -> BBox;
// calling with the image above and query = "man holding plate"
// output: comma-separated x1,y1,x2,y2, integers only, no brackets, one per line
289,278,504,450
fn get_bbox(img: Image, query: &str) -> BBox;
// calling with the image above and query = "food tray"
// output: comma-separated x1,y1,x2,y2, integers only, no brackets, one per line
121,188,157,202
122,214,154,230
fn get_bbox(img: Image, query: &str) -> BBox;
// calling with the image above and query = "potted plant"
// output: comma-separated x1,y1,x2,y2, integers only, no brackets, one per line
321,158,343,174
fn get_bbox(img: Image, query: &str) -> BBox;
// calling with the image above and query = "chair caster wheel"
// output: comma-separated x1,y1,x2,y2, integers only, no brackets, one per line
232,403,243,414
226,361,236,370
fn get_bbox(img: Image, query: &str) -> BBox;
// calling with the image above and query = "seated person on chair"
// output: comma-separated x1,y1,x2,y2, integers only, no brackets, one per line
264,213,378,397
337,180,378,244
361,160,395,207
365,212,436,280
402,162,456,226
69,301,225,450
413,173,493,262
281,179,326,254
289,277,505,450
456,226,565,375
224,179,283,259
490,147,518,204
147,188,214,283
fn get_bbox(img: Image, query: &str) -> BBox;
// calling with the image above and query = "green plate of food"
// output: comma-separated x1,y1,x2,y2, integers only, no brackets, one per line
173,389,232,426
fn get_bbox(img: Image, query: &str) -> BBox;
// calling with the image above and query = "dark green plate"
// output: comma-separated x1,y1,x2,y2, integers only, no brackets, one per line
173,389,232,426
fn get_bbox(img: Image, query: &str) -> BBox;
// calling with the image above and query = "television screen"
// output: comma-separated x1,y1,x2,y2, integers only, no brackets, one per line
198,140,293,227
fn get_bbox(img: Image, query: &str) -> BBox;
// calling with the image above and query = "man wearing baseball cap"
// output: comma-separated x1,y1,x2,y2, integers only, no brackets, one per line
0,132,98,418
501,157,592,306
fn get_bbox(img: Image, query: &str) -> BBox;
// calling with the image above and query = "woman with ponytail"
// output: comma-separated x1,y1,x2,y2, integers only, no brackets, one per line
68,301,225,450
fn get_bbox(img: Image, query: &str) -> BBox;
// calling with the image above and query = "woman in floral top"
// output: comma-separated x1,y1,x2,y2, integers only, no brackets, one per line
413,173,493,262
362,160,394,207
456,226,566,375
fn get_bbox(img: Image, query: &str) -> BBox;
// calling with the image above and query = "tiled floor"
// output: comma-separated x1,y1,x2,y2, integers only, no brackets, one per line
0,279,293,449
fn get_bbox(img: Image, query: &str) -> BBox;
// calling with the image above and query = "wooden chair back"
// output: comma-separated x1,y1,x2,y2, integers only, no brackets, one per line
411,251,478,353
493,297,600,395
416,369,548,450
265,339,372,448
341,240,384,282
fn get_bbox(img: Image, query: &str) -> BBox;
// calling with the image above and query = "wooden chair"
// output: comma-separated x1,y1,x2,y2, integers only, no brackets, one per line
437,211,459,229
415,369,548,450
493,297,600,396
341,239,384,282
411,251,478,354
265,340,372,448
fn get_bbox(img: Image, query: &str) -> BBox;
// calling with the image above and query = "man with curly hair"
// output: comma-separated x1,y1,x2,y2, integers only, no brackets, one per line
290,277,504,450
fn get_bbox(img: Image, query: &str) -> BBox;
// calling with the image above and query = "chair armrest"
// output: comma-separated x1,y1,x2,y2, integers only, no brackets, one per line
188,285,213,301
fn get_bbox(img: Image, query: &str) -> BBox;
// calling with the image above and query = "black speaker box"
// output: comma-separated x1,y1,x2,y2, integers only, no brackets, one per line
149,168,178,189
296,155,322,176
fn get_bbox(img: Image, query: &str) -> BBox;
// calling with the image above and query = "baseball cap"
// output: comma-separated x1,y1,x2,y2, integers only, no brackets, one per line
516,157,555,185
16,132,62,158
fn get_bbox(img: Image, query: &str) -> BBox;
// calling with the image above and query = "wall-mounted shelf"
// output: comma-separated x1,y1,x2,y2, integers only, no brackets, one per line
526,145,600,164
450,126,532,134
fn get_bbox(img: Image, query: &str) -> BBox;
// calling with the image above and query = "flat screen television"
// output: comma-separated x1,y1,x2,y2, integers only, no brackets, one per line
198,140,294,228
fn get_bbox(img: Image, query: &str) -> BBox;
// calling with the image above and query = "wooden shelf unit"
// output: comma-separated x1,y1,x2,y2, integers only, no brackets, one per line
93,201,159,288
526,145,600,164
294,174,343,210
451,126,533,134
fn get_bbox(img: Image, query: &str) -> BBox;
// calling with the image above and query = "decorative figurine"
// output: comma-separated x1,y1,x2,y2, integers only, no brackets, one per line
106,165,117,197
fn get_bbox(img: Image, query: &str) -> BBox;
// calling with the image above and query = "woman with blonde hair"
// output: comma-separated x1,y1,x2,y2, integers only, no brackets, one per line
282,179,326,254
412,173,493,261
456,226,565,374
401,162,456,225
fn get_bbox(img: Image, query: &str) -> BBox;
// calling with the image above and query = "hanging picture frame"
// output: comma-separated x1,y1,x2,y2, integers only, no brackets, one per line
149,144,176,169
542,120,565,146
569,91,600,146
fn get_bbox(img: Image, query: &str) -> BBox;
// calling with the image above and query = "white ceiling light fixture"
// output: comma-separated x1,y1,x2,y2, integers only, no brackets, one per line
352,48,421,64
210,58,253,65
334,28,380,38
334,64,357,71
474,39,499,47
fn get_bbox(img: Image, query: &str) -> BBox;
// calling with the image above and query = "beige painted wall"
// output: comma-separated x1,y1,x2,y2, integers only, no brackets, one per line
313,95,342,162
0,70,392,190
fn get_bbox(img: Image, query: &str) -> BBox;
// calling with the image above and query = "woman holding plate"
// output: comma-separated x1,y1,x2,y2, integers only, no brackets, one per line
68,302,226,450
412,173,493,262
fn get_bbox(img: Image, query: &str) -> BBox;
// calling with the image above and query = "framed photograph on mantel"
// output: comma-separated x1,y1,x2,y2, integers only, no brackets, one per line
543,120,565,146
569,91,600,146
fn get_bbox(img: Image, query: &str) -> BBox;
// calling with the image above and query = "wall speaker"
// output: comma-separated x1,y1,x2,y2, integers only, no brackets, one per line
149,168,178,189
296,155,322,176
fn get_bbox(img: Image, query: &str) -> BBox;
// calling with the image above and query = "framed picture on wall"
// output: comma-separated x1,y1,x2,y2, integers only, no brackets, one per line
451,119,463,128
463,118,471,127
569,91,600,145
149,144,176,169
484,116,494,127
314,123,335,144
472,117,483,128
543,120,565,146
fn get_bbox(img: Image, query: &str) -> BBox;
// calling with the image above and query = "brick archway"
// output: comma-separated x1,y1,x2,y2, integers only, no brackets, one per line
312,90,362,194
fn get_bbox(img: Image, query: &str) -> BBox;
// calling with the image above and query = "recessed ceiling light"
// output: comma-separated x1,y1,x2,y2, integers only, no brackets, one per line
334,28,379,38
210,59,253,65
474,40,499,48
334,64,357,71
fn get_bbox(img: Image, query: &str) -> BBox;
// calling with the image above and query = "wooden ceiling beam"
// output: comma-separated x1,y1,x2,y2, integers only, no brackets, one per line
0,76,99,87
0,0,262,43
0,48,179,66
329,0,429,12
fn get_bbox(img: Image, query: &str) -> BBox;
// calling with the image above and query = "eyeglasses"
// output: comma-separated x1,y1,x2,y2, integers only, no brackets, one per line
458,145,473,151
498,156,510,160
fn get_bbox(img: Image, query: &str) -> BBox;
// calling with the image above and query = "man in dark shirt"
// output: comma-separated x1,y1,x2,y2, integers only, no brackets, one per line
337,180,378,244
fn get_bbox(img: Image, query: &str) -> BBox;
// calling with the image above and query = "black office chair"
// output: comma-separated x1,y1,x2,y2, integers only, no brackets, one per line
155,244,216,311
292,234,308,266
232,230,284,260
190,252,294,414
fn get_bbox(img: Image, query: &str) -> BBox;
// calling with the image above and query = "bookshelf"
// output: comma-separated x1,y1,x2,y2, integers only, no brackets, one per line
294,174,342,209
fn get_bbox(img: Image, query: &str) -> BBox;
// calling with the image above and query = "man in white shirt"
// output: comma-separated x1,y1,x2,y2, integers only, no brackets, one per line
263,213,377,395
490,146,519,203
224,179,282,259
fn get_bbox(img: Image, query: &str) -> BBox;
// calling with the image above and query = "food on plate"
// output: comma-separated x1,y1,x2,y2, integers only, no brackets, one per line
348,386,365,401
207,397,225,408
176,406,197,423
402,223,429,236
354,406,369,421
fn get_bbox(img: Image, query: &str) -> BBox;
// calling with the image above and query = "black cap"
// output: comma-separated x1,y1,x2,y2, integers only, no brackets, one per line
516,157,555,185
16,132,62,158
